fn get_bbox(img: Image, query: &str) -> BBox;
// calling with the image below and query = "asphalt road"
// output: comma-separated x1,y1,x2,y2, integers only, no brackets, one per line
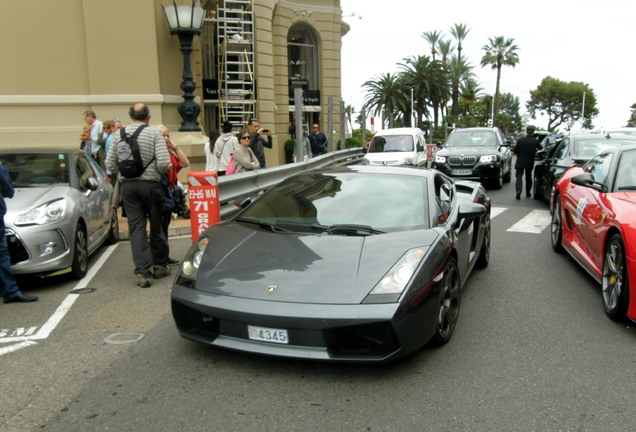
1,179,635,432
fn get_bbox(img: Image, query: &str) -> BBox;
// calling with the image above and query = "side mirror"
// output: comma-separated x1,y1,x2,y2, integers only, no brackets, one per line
435,141,443,149
571,173,606,193
86,177,99,191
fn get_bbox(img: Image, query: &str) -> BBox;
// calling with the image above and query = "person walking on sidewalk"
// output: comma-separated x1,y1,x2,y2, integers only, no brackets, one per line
106,103,171,288
0,163,38,303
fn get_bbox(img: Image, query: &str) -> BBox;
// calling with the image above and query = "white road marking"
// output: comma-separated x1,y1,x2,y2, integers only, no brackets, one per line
507,209,552,233
0,243,119,355
491,207,507,218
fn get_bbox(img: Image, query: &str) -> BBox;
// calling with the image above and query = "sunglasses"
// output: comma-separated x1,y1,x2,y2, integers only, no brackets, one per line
240,135,250,140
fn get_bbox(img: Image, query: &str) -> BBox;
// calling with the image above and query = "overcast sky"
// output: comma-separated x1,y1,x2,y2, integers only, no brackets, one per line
340,0,635,131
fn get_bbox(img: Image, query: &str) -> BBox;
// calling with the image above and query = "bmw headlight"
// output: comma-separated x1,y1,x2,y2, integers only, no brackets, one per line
15,199,66,226
434,155,446,164
176,235,209,288
479,155,498,163
368,248,426,297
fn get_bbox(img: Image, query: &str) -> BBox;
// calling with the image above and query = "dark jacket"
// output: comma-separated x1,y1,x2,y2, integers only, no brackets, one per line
513,135,542,169
249,133,273,168
0,163,15,224
309,132,327,156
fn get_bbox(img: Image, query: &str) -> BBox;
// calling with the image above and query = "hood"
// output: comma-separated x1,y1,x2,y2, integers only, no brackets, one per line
5,186,69,219
436,146,499,157
615,192,636,206
221,133,234,142
195,223,438,304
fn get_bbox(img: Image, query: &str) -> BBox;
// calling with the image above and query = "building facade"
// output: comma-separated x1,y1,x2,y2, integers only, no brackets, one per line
0,0,349,171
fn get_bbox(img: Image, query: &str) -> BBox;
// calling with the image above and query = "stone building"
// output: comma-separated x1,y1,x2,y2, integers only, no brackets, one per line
0,0,349,171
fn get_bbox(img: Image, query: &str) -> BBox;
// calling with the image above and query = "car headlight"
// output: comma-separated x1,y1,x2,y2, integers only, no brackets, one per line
368,248,426,297
479,155,498,163
434,155,446,163
14,198,66,226
175,235,209,288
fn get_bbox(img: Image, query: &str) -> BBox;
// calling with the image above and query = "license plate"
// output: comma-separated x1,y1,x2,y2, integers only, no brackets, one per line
451,169,472,175
248,325,289,344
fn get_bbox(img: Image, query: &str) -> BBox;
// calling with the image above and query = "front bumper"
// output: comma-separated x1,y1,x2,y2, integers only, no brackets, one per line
6,223,73,276
171,284,438,362
432,162,502,182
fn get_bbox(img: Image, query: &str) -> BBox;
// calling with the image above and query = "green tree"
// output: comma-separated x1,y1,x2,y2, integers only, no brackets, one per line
362,73,408,129
421,30,442,61
626,103,636,127
398,55,447,129
526,76,598,132
449,23,471,60
480,36,520,126
449,54,474,117
494,92,522,135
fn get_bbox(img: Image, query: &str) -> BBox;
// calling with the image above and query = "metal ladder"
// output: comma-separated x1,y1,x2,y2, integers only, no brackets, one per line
216,0,255,128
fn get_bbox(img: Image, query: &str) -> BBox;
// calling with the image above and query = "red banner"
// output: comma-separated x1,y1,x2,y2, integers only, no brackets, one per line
188,172,220,242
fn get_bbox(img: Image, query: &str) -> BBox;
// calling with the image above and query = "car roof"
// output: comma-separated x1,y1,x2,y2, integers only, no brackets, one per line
451,127,500,133
373,127,422,136
321,164,434,178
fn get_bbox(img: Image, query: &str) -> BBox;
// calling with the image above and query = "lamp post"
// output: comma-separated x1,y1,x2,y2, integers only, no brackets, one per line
163,1,205,132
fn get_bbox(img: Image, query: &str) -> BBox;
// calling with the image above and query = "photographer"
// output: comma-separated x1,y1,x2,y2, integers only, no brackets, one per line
247,119,273,168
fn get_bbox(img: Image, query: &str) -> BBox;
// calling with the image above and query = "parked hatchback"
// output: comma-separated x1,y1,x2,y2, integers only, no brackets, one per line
1,148,118,278
363,127,427,167
432,127,512,189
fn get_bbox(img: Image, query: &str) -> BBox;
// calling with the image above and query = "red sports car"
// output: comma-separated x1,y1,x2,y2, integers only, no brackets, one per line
551,144,636,321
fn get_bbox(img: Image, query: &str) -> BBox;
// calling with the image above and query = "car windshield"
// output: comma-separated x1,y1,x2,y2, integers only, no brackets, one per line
238,171,429,232
0,153,70,187
368,135,414,153
573,139,636,159
445,131,497,147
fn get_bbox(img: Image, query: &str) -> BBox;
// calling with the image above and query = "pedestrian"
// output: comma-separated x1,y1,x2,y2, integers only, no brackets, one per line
0,163,38,303
159,125,189,265
247,119,273,168
512,125,542,199
105,103,171,288
79,124,91,152
97,120,113,171
204,128,220,172
233,130,261,173
212,121,239,175
83,110,104,166
308,123,327,156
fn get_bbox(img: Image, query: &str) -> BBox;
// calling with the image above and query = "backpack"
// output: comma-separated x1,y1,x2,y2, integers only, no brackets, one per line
117,124,154,178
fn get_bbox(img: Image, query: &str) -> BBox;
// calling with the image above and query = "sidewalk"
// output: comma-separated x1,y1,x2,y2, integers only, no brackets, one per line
117,212,192,241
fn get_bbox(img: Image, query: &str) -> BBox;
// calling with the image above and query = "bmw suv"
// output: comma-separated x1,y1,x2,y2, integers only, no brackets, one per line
431,127,512,189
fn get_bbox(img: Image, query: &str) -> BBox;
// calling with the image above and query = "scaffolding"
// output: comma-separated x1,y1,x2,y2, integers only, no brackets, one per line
216,0,255,128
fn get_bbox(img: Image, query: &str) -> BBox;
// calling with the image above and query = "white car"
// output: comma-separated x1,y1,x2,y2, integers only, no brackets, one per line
364,128,428,167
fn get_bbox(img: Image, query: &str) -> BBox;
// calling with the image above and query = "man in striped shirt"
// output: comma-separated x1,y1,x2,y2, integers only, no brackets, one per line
106,103,171,288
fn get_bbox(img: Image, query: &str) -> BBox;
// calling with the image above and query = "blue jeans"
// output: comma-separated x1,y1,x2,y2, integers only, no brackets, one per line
0,227,20,301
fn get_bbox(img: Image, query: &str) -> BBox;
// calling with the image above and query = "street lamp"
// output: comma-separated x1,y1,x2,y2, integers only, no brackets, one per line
162,1,205,132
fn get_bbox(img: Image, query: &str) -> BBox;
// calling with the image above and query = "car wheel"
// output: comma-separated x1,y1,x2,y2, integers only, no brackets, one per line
492,169,503,190
430,256,460,346
105,209,119,245
601,234,629,321
475,217,490,269
551,196,564,253
71,226,88,278
503,164,511,183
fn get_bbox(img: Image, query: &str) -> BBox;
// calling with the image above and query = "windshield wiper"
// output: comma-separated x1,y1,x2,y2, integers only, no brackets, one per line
326,224,384,236
235,217,290,233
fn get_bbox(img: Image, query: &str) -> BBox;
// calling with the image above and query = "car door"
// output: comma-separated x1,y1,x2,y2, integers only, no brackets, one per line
572,153,614,273
75,153,111,245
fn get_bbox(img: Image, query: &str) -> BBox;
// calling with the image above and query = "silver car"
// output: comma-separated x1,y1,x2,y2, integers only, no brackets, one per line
1,148,118,278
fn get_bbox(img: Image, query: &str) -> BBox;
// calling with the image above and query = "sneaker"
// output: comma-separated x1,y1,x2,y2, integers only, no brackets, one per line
168,258,180,266
135,274,151,288
153,265,171,279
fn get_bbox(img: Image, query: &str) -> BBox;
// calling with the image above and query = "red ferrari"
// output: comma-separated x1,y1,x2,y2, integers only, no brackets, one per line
551,144,636,321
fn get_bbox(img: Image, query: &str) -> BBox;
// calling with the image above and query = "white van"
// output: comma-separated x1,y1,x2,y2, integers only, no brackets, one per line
363,127,427,167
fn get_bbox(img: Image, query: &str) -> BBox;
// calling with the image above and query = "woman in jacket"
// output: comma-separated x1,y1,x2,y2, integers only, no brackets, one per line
212,121,239,176
233,130,260,173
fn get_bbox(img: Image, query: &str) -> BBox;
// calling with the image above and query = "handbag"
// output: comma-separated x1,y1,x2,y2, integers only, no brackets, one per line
225,154,236,175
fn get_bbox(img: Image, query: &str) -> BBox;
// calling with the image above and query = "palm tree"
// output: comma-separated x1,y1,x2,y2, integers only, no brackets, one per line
449,23,471,59
437,39,453,64
459,77,483,116
362,73,408,129
480,36,520,126
421,30,442,61
398,55,446,129
449,54,474,118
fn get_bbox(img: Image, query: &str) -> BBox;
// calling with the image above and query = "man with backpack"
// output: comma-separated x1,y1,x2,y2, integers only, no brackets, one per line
105,103,171,288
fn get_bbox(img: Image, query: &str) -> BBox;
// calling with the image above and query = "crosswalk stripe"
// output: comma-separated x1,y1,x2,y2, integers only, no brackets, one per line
507,209,552,233
491,207,507,218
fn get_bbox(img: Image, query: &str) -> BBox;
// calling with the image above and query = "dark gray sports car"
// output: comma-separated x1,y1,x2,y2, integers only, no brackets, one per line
171,166,491,362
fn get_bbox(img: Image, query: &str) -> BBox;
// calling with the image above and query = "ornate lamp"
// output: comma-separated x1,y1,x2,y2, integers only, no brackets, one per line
163,1,205,132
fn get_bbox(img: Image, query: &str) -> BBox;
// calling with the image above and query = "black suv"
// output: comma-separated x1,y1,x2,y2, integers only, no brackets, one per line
432,127,512,189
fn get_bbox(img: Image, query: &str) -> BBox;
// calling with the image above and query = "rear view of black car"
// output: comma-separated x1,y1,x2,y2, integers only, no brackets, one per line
432,127,512,189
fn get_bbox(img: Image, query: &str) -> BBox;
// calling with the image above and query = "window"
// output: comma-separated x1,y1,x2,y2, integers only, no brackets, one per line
584,152,613,185
287,24,319,90
614,149,636,191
